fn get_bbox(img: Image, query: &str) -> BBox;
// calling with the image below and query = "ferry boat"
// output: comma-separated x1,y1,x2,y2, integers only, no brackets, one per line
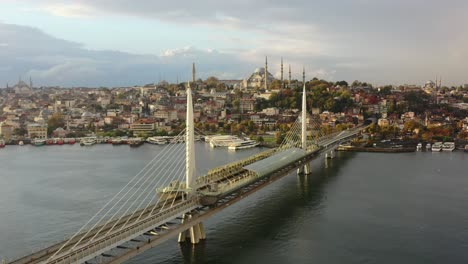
228,139,259,150
209,135,242,148
146,136,169,145
0,140,5,148
442,142,455,152
32,138,46,146
80,137,97,146
431,142,443,152
416,142,422,151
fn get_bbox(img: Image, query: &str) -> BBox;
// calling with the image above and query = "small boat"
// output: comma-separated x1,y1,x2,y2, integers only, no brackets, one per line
80,137,97,146
431,142,443,152
146,136,169,145
56,138,64,145
111,137,123,145
18,140,24,146
442,142,455,152
0,139,5,148
228,139,259,150
32,138,46,146
465,145,468,152
66,138,76,144
46,139,55,145
426,143,431,150
416,142,422,151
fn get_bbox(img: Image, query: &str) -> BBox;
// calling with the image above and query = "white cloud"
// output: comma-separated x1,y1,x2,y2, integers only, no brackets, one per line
43,3,96,18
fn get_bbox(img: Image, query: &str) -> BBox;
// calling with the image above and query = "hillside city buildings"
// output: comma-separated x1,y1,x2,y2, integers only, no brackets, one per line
0,60,467,143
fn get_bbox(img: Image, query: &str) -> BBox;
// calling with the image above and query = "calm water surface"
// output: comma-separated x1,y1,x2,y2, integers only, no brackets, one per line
1,144,468,263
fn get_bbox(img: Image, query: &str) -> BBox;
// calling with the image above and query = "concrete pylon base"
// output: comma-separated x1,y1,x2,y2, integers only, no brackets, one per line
178,213,206,244
297,163,311,175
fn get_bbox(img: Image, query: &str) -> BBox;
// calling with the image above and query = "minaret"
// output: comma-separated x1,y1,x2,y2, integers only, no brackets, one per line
29,76,33,89
439,76,442,88
192,63,196,83
288,64,291,88
280,57,284,88
264,56,268,91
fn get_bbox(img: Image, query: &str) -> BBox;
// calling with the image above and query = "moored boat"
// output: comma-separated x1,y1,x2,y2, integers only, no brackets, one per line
111,137,123,145
146,136,170,145
465,145,468,152
32,138,46,146
0,139,5,148
431,142,443,152
80,137,97,146
416,142,422,151
128,138,144,147
228,139,259,150
56,138,64,145
442,142,455,152
426,143,431,150
18,140,24,146
209,135,242,148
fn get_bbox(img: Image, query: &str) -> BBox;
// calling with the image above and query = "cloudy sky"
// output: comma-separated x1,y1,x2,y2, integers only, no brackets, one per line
0,0,467,87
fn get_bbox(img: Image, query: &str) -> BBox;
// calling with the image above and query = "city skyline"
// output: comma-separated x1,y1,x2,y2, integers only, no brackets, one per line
1,0,468,87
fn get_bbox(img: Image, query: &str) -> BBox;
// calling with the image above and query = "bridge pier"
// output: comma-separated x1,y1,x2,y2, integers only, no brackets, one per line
325,149,335,159
178,213,206,244
297,163,311,175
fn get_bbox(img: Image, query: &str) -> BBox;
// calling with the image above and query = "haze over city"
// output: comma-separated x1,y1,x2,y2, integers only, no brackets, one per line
1,0,468,87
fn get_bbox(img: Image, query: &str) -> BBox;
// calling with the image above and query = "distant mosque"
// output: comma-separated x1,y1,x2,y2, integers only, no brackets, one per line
12,77,33,95
244,57,275,90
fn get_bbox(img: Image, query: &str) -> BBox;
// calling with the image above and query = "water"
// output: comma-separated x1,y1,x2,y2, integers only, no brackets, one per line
1,145,468,263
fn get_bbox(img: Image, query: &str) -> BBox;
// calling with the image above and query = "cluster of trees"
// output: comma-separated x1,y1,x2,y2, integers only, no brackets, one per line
266,79,355,112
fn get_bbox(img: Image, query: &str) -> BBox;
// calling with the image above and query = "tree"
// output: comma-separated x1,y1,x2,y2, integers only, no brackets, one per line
206,76,219,88
335,80,348,87
47,113,65,135
14,127,27,137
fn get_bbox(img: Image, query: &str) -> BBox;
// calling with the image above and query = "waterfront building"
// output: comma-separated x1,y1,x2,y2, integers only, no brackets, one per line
27,123,48,139
0,122,13,140
130,119,157,134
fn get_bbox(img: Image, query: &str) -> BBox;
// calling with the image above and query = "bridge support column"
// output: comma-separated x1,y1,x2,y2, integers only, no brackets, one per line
297,163,311,175
178,213,206,244
325,150,335,159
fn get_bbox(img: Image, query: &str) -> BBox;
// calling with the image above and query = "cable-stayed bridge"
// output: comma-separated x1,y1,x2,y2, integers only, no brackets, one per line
7,83,366,264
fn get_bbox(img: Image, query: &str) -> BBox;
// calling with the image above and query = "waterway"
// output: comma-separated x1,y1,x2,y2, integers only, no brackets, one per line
1,144,468,263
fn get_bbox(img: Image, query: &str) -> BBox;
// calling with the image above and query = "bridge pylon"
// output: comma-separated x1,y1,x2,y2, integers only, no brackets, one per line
178,82,206,244
298,76,311,175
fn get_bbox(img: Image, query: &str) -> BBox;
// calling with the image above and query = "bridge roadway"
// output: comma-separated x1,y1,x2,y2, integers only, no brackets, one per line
8,127,363,264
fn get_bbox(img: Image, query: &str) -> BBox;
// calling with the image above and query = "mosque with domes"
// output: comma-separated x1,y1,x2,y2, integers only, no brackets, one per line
243,57,278,90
